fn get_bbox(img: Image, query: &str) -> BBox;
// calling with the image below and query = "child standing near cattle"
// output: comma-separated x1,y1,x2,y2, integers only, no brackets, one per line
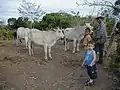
81,42,97,86
82,27,92,47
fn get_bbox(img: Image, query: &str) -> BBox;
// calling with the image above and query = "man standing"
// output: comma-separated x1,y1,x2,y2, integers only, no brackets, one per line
94,16,108,64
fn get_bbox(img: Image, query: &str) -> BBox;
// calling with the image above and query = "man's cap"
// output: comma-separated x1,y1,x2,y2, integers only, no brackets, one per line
96,16,104,20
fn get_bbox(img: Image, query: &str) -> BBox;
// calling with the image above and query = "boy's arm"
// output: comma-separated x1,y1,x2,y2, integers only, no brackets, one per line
82,51,86,67
81,59,85,67
82,36,86,45
87,35,92,42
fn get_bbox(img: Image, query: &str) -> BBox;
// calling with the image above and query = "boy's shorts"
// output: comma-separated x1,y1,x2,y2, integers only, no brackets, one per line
86,64,97,79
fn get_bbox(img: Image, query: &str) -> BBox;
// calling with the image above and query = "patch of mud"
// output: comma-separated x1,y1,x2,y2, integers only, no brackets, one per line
60,58,81,69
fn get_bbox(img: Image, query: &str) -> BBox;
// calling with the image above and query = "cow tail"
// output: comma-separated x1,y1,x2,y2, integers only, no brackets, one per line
13,31,17,40
14,30,22,43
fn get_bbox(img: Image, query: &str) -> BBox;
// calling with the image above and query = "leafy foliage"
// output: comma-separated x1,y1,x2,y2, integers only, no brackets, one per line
18,0,45,28
0,25,15,40
8,18,17,29
113,0,120,15
106,18,116,35
106,0,120,70
42,13,72,29
7,12,90,30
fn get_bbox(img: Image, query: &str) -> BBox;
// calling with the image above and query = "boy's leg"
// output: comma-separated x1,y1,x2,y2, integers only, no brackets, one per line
93,64,97,72
85,66,91,85
92,64,97,79
85,66,94,86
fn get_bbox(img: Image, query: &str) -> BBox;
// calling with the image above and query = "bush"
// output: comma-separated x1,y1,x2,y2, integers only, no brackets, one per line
0,25,15,40
108,46,120,88
109,52,120,69
106,18,115,35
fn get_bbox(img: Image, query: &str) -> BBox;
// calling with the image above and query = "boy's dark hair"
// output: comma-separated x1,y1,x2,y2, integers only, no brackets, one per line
85,27,91,33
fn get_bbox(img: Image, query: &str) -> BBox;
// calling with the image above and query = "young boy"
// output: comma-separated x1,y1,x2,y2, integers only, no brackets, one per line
82,27,92,47
82,42,97,86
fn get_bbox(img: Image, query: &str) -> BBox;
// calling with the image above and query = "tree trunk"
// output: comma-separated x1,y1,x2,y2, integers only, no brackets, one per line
117,35,120,54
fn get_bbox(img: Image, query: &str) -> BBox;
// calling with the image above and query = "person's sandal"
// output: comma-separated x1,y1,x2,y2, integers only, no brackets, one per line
89,81,94,86
85,80,90,86
85,81,94,86
85,79,90,83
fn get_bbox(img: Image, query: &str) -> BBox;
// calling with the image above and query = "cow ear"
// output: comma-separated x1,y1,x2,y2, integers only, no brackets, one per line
57,27,60,30
53,29,56,31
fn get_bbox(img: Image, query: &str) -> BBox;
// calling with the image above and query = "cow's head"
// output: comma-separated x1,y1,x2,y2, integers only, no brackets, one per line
56,27,64,39
85,23,93,34
85,23,93,29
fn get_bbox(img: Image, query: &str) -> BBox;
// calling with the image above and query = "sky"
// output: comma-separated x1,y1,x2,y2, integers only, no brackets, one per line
0,0,115,24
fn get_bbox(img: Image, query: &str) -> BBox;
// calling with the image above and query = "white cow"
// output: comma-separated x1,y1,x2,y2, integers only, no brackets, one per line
27,28,64,60
63,23,93,53
16,27,30,48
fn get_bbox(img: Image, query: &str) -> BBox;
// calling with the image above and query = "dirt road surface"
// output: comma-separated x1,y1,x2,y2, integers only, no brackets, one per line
0,40,113,90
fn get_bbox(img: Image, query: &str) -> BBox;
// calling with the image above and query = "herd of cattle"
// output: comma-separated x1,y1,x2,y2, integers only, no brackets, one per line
15,23,93,60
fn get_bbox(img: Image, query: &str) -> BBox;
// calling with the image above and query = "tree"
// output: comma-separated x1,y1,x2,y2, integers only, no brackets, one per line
113,0,120,15
70,11,81,26
76,0,120,33
42,13,72,29
76,0,114,8
16,17,28,28
76,0,120,17
42,12,89,29
7,18,17,29
18,0,45,28
42,13,57,28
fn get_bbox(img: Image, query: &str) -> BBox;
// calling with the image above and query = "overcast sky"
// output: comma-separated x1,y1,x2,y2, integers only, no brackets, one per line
0,0,115,23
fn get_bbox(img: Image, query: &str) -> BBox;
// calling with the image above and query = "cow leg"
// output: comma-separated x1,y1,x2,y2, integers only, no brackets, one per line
31,42,33,55
77,40,80,51
64,38,67,51
67,41,70,50
25,37,28,49
16,36,19,46
48,46,52,59
63,40,65,45
73,39,76,53
44,44,48,60
28,41,32,55
19,39,22,43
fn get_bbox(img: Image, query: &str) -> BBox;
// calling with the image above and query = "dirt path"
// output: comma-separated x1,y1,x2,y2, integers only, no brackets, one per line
0,40,113,90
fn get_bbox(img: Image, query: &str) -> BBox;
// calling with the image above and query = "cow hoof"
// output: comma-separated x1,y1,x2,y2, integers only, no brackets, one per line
44,59,48,62
64,49,67,51
31,52,33,55
72,51,75,53
45,58,48,61
77,49,80,52
29,53,31,56
67,48,70,50
49,57,52,60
